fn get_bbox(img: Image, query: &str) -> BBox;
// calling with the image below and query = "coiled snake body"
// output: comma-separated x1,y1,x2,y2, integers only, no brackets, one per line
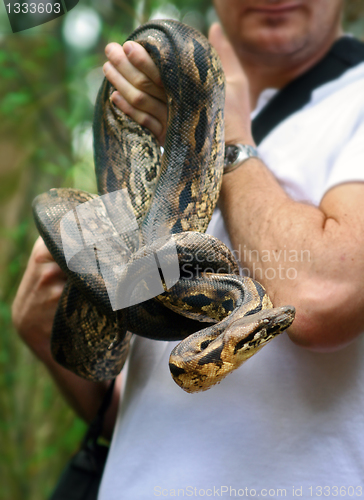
33,20,295,393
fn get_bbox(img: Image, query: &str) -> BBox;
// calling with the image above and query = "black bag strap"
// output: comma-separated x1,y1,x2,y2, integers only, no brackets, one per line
252,36,364,145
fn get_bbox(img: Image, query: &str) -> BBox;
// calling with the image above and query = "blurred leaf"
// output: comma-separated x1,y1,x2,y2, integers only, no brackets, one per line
0,67,17,79
0,91,32,114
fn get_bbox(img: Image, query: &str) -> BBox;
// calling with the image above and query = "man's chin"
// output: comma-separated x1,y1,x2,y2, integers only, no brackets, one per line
240,27,310,61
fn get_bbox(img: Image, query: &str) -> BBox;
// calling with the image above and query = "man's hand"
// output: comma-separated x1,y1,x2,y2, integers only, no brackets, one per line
103,41,167,146
208,23,254,146
103,26,255,149
12,236,67,357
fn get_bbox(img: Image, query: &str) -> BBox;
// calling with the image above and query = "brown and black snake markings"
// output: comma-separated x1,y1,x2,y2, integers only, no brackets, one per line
32,20,295,393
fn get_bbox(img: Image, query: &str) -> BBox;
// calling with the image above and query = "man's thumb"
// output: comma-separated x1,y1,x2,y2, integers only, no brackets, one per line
208,23,242,77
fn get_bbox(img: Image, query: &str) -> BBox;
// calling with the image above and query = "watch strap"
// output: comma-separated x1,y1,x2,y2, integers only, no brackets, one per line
224,144,260,174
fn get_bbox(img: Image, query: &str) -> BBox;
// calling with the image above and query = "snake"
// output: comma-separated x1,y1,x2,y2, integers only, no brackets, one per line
32,20,295,394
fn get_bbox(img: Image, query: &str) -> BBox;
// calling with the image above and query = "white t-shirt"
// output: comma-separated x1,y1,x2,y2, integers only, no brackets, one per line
99,61,364,500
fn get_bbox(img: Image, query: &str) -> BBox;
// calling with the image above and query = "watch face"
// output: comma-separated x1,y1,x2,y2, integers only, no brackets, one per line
224,145,239,167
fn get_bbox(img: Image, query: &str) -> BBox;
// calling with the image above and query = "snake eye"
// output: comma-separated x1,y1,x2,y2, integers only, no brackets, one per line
200,339,213,350
266,325,281,335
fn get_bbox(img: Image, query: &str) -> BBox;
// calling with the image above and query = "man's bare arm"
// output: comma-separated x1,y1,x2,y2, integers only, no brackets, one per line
219,163,364,351
12,237,120,439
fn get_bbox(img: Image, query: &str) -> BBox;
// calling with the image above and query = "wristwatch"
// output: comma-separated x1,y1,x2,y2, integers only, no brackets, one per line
223,144,260,174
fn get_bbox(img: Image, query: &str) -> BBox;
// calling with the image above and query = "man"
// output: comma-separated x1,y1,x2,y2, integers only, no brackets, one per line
13,0,364,498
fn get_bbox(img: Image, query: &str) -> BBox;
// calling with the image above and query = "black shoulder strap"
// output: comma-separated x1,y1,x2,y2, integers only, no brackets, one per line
252,37,364,145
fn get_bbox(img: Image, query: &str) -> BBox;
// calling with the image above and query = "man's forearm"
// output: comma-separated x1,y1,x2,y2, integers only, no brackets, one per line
219,159,326,284
219,159,364,350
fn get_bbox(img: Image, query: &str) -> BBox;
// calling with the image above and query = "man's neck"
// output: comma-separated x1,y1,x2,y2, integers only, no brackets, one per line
242,28,344,110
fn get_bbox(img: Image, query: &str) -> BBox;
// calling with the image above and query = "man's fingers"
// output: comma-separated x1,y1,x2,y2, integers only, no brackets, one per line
105,42,166,102
103,40,168,145
103,60,167,125
122,41,165,91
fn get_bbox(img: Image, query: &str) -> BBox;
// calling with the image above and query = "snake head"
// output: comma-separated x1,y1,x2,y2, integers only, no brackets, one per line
169,305,295,393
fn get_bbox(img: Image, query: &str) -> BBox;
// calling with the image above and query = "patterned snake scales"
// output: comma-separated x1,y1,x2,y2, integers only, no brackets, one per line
33,20,295,393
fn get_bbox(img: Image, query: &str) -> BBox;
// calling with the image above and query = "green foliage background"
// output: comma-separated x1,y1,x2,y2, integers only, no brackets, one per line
0,1,363,498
